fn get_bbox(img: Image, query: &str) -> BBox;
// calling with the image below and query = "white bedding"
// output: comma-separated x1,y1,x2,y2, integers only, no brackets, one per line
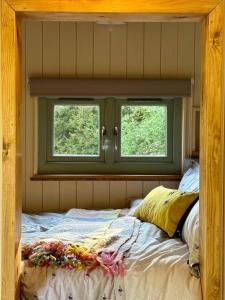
21,209,202,300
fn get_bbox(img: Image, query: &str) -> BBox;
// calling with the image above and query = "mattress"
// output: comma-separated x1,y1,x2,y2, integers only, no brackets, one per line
21,208,202,300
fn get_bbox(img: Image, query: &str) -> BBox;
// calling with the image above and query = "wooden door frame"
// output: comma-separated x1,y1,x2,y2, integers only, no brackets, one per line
1,1,224,299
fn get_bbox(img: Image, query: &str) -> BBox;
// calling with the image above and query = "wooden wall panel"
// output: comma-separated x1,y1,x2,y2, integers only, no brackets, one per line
22,21,201,212
161,23,178,77
144,23,161,78
43,181,59,211
59,22,76,77
76,23,94,77
26,22,43,77
127,23,144,78
93,24,110,78
93,181,110,209
59,181,77,210
194,22,203,107
26,181,43,212
143,181,159,197
142,180,179,196
77,181,93,208
178,23,195,77
42,22,60,212
161,180,179,189
109,181,126,208
177,24,195,158
43,22,60,76
126,181,142,206
110,25,126,78
25,21,43,212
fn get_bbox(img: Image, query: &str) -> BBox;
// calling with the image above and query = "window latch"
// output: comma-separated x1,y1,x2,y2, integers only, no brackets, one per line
101,126,107,150
114,126,119,151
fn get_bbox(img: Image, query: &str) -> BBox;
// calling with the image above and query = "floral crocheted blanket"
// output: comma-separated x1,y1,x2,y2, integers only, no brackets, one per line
22,209,141,276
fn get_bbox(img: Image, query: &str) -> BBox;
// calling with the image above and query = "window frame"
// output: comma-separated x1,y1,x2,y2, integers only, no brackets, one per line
37,97,182,175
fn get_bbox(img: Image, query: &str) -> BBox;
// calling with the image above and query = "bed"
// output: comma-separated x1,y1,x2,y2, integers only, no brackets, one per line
21,164,202,300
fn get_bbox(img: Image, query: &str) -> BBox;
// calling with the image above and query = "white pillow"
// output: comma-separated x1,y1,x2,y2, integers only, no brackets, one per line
182,201,199,267
128,199,143,215
130,199,143,208
179,165,199,193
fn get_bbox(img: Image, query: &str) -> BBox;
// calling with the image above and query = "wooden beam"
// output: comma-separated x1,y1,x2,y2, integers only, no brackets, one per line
0,0,224,300
17,12,203,22
6,0,221,14
1,0,22,299
15,13,22,300
200,1,224,299
0,1,2,298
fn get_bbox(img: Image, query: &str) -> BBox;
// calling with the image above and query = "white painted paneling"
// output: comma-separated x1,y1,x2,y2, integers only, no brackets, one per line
43,181,60,211
77,182,93,209
41,22,61,211
26,182,43,212
109,181,126,209
25,21,43,212
127,23,144,78
93,181,110,209
194,23,202,107
76,23,94,77
59,181,77,211
22,21,201,212
161,23,178,77
144,23,161,78
161,181,179,189
26,21,43,78
93,24,110,78
59,22,76,77
43,22,60,77
126,181,143,206
143,181,160,197
110,25,127,78
178,23,195,77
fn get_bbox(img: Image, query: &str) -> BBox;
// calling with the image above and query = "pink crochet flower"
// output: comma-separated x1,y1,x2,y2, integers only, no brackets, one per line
97,252,126,276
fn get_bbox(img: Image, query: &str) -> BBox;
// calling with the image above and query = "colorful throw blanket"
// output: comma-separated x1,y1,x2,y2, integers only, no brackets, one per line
22,209,141,276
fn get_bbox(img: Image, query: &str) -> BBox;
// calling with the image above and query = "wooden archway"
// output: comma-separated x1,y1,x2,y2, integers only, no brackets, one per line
0,1,224,299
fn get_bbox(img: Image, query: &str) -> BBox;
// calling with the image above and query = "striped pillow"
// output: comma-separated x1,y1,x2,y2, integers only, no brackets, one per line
179,165,199,193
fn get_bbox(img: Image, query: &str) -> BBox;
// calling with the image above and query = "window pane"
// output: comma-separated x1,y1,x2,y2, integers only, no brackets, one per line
53,104,100,156
121,105,167,157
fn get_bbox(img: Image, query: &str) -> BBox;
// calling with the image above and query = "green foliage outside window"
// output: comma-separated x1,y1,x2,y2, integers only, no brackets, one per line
54,105,99,156
53,103,167,157
121,105,167,156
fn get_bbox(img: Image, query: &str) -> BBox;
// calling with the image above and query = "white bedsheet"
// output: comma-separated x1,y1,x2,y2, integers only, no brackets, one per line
21,209,202,300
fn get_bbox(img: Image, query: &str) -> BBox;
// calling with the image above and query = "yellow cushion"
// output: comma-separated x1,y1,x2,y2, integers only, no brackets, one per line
133,186,199,237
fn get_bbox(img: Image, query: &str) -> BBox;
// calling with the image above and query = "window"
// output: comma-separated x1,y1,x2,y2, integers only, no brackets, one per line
38,97,182,174
53,104,100,157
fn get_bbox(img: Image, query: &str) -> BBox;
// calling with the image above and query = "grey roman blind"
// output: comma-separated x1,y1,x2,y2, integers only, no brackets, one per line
29,78,192,98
